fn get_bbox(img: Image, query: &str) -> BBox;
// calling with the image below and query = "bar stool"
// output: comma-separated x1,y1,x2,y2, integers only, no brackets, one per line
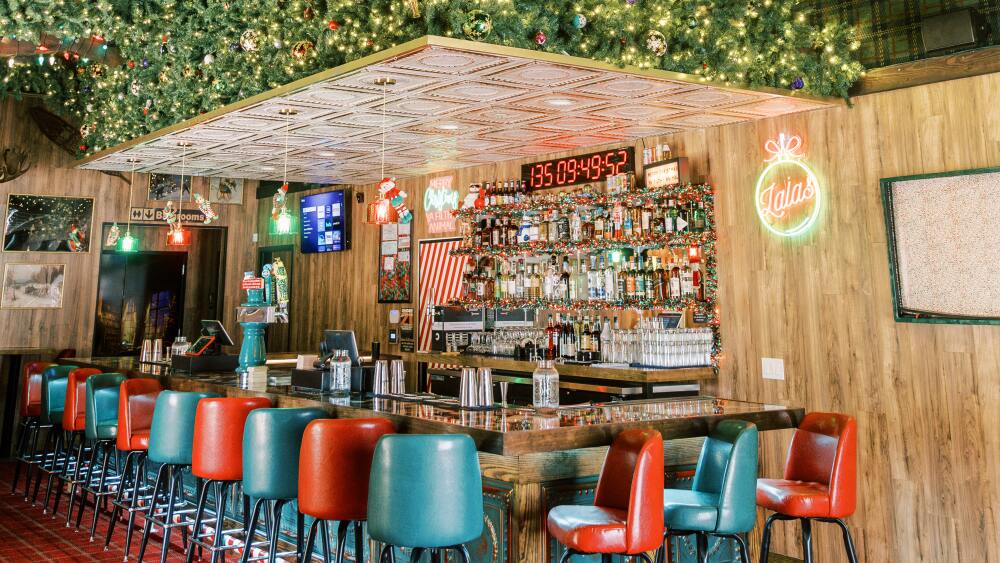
240,407,327,563
368,434,484,563
137,390,220,563
184,397,272,563
547,429,664,563
298,418,396,563
656,420,758,563
49,367,101,518
75,372,127,540
757,412,859,563
104,379,162,558
10,360,55,496
30,364,77,506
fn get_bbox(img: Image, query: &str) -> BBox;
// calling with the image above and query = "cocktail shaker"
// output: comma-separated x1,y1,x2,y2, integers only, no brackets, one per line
390,359,405,395
152,339,163,362
477,368,494,407
140,339,152,362
459,367,480,408
372,360,390,396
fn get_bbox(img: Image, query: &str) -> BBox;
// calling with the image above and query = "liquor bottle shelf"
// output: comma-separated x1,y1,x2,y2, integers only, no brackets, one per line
448,296,716,313
450,232,715,257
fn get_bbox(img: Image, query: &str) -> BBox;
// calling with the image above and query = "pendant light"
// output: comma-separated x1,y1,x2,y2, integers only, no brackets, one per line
365,77,396,226
272,108,297,235
167,141,192,246
118,157,141,252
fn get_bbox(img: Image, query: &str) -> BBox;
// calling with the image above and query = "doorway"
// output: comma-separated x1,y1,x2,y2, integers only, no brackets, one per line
258,244,294,353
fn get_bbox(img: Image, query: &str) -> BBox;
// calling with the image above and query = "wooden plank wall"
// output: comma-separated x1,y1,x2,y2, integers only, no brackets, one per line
0,98,259,354
255,72,1000,562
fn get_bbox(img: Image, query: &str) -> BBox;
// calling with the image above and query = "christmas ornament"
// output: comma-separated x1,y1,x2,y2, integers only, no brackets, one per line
572,14,588,29
127,59,135,69
378,177,413,224
534,30,547,46
141,57,149,68
105,223,121,247
182,65,193,78
203,53,215,65
229,42,241,52
130,80,140,95
273,38,283,49
272,183,289,220
272,257,289,307
327,20,340,31
160,43,168,55
645,30,667,56
193,193,218,224
790,77,804,90
626,0,636,4
462,10,493,40
291,40,313,59
67,222,86,252
163,200,182,237
303,6,314,20
240,29,260,52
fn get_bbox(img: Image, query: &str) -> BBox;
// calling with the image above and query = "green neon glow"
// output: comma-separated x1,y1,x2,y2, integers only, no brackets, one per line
754,157,822,237
274,210,293,235
118,232,138,253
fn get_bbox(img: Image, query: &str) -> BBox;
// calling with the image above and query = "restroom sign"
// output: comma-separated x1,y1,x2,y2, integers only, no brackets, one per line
754,133,821,237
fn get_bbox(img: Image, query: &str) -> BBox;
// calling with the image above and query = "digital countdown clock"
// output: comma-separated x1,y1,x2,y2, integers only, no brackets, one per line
521,147,635,190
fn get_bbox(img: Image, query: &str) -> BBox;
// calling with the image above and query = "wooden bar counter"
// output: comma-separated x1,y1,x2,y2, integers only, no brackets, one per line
64,357,802,562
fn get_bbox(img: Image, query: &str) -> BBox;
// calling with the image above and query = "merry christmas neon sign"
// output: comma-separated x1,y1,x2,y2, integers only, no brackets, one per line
754,133,821,237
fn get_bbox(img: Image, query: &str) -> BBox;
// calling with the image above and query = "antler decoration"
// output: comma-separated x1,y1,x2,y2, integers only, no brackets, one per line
0,147,32,183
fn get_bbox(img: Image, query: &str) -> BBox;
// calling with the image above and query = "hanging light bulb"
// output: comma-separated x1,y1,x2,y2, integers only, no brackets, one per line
272,108,297,235
118,157,141,253
167,142,192,246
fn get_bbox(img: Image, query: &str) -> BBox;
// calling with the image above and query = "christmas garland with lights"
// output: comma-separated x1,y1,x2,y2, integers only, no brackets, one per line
451,231,715,257
0,1,862,154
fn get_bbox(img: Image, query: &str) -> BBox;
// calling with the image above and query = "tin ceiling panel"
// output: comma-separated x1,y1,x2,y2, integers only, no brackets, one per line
79,37,835,184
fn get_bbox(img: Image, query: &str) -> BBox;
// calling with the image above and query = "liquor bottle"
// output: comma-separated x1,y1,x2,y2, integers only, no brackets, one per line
562,315,576,361
635,255,646,298
579,317,592,362
558,213,570,242
507,217,518,246
652,206,665,235
666,199,678,233
588,256,600,300
604,257,617,301
681,264,695,298
692,262,705,301
570,212,582,242
560,256,572,302
692,201,707,232
590,316,602,362
527,265,538,299
582,212,595,240
545,314,560,358
594,211,605,239
676,200,689,233
622,206,634,239
670,261,681,300
654,257,666,301
611,205,624,240
640,206,652,235
625,258,637,299
548,212,560,243
600,316,612,362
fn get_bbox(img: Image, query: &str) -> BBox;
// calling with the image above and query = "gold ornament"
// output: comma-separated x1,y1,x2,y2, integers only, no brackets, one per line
291,40,314,59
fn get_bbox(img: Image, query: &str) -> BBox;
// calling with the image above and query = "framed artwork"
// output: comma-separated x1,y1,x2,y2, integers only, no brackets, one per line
1,263,66,308
881,166,1000,324
3,194,94,253
209,177,244,204
377,222,412,303
148,173,192,201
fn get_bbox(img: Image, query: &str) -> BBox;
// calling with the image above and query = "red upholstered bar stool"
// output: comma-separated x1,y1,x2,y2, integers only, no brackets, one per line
10,361,55,496
757,412,859,563
297,418,395,563
184,397,272,563
547,428,664,562
103,379,162,559
48,367,102,517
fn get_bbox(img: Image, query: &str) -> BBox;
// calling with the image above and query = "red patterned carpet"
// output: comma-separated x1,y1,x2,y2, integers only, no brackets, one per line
0,461,188,562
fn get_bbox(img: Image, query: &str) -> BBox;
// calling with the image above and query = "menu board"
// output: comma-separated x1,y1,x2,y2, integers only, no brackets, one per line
377,221,411,303
299,190,350,253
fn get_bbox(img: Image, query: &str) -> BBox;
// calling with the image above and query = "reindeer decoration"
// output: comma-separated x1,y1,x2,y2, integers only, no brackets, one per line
0,147,31,183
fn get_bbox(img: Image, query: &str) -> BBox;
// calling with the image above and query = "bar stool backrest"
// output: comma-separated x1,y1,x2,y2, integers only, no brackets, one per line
242,407,327,500
298,418,396,521
691,420,758,534
192,397,272,481
40,365,76,425
784,412,857,518
85,373,127,441
368,434,484,549
20,361,55,417
63,368,103,431
593,428,664,554
148,390,219,465
117,379,162,452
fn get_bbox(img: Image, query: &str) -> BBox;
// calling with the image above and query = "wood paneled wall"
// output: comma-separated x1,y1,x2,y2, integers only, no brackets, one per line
257,72,1000,562
0,98,258,354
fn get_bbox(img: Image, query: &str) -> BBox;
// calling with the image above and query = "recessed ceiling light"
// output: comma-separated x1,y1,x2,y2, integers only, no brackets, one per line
259,166,275,171
436,123,460,130
546,98,574,106
318,151,336,157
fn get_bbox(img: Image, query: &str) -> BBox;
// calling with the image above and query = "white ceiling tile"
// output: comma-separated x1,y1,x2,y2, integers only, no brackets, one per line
485,62,600,87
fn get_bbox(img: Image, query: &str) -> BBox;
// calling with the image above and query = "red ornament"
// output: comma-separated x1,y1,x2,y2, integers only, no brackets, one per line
534,30,547,45
161,34,169,44
79,144,87,151
127,60,135,69
303,6,315,20
327,20,340,30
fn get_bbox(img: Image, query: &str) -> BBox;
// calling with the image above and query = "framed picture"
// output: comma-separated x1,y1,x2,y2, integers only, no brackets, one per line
148,173,192,201
209,177,244,204
3,194,94,253
881,166,1000,324
377,222,412,303
1,263,66,308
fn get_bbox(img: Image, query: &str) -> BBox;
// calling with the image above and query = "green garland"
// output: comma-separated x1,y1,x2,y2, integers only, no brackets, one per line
0,0,863,154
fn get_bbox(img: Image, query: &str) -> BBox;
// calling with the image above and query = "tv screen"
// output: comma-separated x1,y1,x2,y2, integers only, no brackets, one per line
299,190,350,253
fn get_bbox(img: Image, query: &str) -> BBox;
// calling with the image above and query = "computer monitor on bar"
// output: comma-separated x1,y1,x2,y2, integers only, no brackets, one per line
200,320,235,346
320,330,360,367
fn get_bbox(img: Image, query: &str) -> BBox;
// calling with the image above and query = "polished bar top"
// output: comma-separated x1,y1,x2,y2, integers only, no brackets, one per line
400,351,715,383
64,357,802,456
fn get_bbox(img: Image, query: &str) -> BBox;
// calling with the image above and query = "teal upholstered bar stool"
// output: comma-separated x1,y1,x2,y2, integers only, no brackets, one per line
137,390,219,563
72,372,127,540
656,420,759,563
240,407,327,563
367,434,484,563
30,365,76,506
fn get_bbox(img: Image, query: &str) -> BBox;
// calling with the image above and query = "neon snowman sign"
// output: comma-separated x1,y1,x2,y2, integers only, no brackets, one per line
754,133,821,237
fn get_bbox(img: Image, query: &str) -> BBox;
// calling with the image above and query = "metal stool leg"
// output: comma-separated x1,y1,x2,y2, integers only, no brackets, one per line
137,462,170,563
800,518,814,563
210,481,230,563
321,520,334,563
89,442,115,540
696,532,709,563
120,454,148,559
353,520,365,563
301,518,321,563
10,418,35,494
75,439,101,528
159,467,183,563
268,500,287,563
42,430,66,513
185,478,213,563
334,520,349,563
828,518,859,563
104,450,135,550
240,498,265,563
28,425,51,504
64,435,87,524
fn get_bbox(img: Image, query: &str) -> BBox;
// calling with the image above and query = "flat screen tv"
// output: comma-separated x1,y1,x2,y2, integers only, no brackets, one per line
299,189,351,253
